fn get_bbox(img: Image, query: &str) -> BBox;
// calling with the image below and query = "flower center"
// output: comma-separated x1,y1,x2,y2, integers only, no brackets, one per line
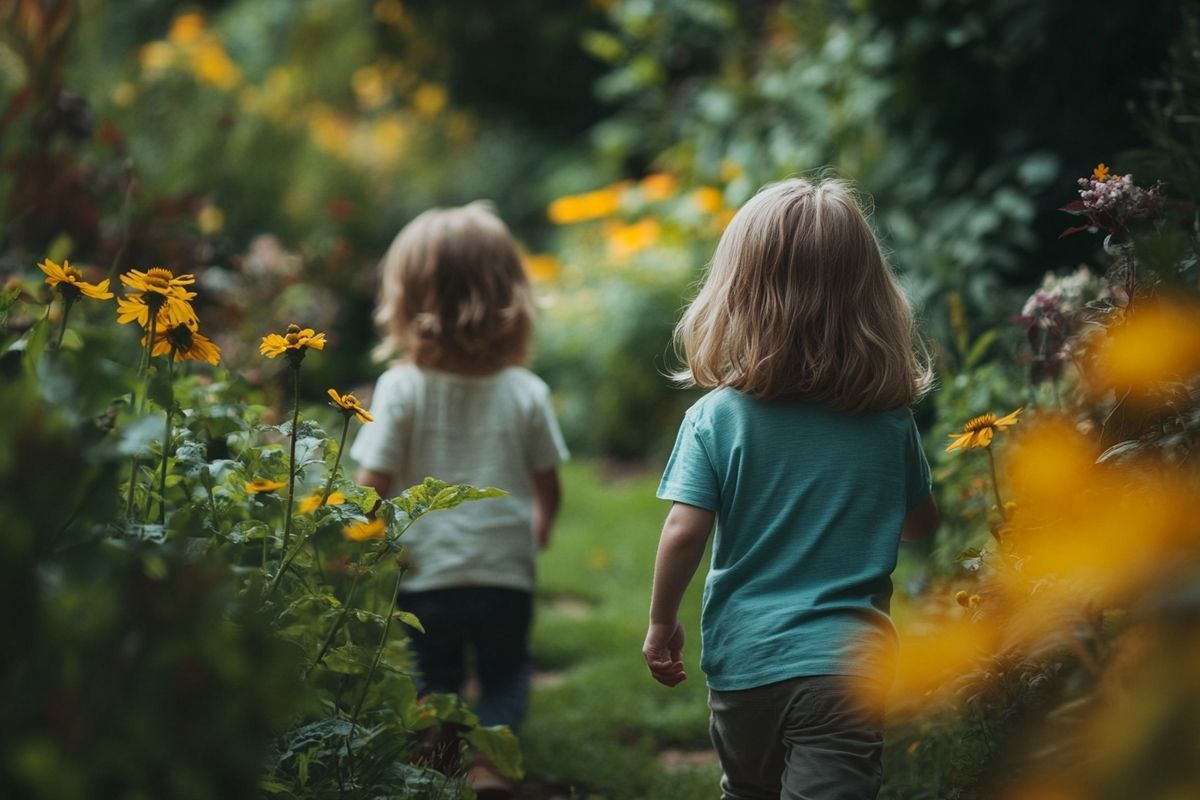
964,413,997,433
166,324,195,350
64,265,84,282
343,393,359,406
145,268,174,292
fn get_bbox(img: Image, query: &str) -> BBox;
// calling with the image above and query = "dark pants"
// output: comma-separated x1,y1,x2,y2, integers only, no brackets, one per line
708,675,885,800
399,586,533,729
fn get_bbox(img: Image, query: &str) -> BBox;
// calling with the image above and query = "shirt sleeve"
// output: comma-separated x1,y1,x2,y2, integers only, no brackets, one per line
348,369,407,475
527,385,570,472
905,412,933,510
657,412,720,511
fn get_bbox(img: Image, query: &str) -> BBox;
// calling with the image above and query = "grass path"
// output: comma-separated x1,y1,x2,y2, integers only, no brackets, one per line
520,460,722,799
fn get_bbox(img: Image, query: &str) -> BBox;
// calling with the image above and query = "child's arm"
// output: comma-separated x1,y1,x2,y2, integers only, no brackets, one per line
356,468,393,513
643,502,715,687
531,467,561,550
901,492,939,541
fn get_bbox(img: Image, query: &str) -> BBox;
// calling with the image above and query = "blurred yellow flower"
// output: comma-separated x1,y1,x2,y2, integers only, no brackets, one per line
1092,163,1112,182
1004,418,1097,506
193,40,241,89
112,82,137,107
607,218,661,261
298,490,345,514
118,267,198,328
713,208,736,232
197,204,224,235
37,258,113,301
246,478,287,494
168,12,206,45
374,0,406,25
327,389,374,423
344,518,386,541
307,105,353,156
260,324,327,358
138,41,175,74
719,158,744,182
147,322,221,365
523,253,561,283
547,184,625,225
413,83,448,117
1088,300,1200,400
639,172,678,201
872,618,997,708
945,408,1022,452
352,66,391,110
692,186,724,214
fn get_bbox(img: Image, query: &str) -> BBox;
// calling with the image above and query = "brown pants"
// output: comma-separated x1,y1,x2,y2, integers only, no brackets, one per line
708,675,884,800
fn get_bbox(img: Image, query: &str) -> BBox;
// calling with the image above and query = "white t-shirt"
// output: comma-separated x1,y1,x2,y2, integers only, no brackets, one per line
349,363,569,592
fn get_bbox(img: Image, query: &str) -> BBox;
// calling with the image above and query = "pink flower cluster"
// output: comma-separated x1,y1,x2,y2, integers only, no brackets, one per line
1060,165,1164,238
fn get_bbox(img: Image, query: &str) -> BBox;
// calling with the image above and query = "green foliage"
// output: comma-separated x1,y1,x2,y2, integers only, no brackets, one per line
0,288,515,797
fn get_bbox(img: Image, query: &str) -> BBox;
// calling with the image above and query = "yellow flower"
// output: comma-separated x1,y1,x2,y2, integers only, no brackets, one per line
245,478,287,494
343,518,386,541
168,12,206,45
298,490,346,514
639,172,678,202
260,324,327,358
606,218,661,261
1092,163,1111,182
692,186,724,214
118,267,198,328
37,258,113,301
1088,300,1200,401
327,389,374,423
523,253,561,283
547,184,625,225
945,408,1022,452
146,322,221,365
412,82,448,117
197,204,224,235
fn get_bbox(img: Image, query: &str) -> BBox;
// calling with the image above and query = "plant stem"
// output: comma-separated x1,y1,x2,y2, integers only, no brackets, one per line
309,570,363,673
346,566,406,779
125,314,158,523
281,363,300,553
320,414,352,507
53,296,74,353
155,354,176,525
986,446,1006,523
205,481,219,530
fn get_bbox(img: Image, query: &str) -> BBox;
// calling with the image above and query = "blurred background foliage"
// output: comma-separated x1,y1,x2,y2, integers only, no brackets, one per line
1,0,1188,456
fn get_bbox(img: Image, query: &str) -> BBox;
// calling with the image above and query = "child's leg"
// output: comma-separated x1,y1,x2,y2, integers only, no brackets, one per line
468,587,533,729
709,675,883,800
399,589,469,695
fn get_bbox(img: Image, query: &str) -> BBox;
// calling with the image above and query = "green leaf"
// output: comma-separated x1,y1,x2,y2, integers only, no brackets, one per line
464,726,524,781
393,610,424,634
963,330,998,370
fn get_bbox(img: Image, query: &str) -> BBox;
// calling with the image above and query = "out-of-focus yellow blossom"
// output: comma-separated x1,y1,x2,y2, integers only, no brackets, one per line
865,617,998,708
692,186,724,214
639,172,678,201
197,204,224,235
168,12,206,45
607,218,661,261
370,114,409,165
547,184,626,225
299,491,345,514
344,518,386,542
719,158,744,182
139,41,175,74
412,83,448,117
713,208,737,232
246,478,287,494
112,82,137,107
945,408,1022,452
1004,782,1087,800
1005,418,1097,506
1088,299,1200,400
37,258,113,301
193,40,241,89
523,253,561,283
352,65,391,110
307,105,354,156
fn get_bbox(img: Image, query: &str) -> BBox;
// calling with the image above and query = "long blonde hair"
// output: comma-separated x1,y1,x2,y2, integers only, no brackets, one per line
674,178,932,412
373,201,534,370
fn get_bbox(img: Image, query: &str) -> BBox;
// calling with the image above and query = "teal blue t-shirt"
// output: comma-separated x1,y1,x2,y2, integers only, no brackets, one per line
657,388,931,691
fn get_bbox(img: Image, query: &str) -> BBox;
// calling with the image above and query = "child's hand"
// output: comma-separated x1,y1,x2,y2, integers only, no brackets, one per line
643,619,687,687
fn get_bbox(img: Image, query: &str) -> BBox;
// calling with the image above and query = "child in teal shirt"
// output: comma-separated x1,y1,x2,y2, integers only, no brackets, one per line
644,178,939,800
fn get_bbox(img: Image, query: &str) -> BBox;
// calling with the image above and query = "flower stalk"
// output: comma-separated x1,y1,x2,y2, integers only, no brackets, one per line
281,360,301,553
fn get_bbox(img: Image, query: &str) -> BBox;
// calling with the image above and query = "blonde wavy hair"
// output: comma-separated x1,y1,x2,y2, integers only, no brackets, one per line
674,177,933,412
373,201,534,370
